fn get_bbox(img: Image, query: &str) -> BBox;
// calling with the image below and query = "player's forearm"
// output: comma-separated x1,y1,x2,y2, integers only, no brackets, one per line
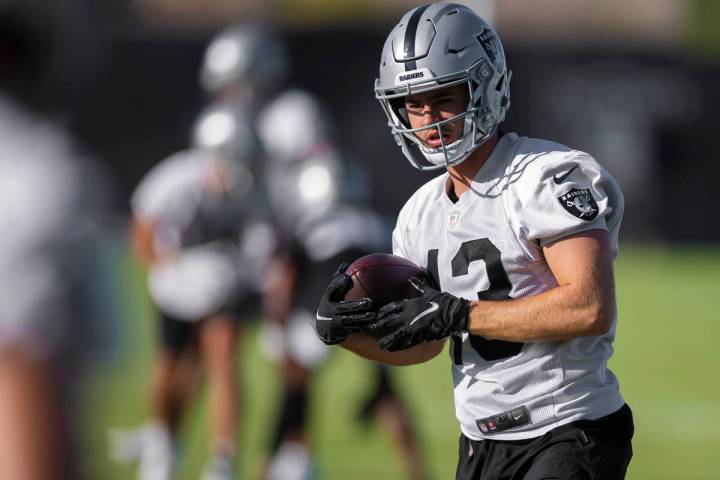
130,218,158,266
468,230,616,342
340,335,445,366
467,282,615,342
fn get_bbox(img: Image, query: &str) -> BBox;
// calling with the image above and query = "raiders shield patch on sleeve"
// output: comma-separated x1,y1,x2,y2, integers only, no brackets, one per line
558,188,599,221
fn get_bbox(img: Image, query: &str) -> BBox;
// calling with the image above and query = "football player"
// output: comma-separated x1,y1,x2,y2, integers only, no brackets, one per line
315,3,634,479
200,24,431,480
261,149,431,480
0,6,115,479
115,105,262,480
0,89,112,480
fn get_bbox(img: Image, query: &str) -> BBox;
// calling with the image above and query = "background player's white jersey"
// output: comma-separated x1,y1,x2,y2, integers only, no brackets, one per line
392,132,625,441
0,94,109,360
131,149,254,321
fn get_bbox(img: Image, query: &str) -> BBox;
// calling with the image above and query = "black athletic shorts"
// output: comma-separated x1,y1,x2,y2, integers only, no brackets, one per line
157,292,260,353
456,404,634,480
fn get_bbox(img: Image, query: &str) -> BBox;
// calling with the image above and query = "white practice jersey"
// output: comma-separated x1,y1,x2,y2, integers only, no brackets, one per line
132,150,238,252
131,150,254,320
392,132,625,441
0,94,109,360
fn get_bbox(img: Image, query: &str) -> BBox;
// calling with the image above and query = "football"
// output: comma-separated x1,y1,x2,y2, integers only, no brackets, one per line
343,253,432,308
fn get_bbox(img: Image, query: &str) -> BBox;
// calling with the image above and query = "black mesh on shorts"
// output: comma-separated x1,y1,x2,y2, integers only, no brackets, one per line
455,404,633,480
157,310,201,353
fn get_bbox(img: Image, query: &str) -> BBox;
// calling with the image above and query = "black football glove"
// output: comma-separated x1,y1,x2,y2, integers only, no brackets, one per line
313,263,376,345
375,277,469,352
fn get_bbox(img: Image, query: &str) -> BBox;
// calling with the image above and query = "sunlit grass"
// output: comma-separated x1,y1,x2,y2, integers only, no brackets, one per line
81,244,720,479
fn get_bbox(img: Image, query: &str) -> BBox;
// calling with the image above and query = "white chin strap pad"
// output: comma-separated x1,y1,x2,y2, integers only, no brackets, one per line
418,135,472,167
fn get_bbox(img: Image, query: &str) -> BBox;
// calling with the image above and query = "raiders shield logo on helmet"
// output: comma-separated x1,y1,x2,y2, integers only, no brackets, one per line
476,28,500,64
558,188,599,221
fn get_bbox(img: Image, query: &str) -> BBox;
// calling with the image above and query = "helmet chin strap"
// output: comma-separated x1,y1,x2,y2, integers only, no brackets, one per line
418,125,497,170
417,132,474,168
419,137,464,155
413,104,481,169
419,137,465,167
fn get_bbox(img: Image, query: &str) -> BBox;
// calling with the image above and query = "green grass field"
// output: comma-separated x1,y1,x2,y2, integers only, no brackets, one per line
80,244,720,479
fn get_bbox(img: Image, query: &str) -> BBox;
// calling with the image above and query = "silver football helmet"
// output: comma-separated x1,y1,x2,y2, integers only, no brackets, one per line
191,102,261,199
374,2,511,170
256,90,332,165
192,102,259,161
199,24,289,98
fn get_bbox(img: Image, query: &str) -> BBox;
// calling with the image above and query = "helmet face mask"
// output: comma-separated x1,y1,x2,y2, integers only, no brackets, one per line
375,3,511,170
380,79,480,170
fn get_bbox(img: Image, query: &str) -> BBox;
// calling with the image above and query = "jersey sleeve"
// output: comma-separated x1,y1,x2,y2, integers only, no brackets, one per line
391,222,409,259
392,201,413,260
506,149,624,257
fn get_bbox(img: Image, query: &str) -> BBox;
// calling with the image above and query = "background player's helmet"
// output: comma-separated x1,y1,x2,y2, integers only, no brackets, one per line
374,2,511,170
256,90,331,164
192,102,259,160
199,24,289,98
191,102,261,201
254,89,373,236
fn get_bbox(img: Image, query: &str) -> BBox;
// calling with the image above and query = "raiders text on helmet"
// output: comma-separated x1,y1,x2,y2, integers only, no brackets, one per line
375,2,511,170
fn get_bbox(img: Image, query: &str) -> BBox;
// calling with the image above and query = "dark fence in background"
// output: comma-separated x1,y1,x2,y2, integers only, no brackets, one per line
68,26,720,243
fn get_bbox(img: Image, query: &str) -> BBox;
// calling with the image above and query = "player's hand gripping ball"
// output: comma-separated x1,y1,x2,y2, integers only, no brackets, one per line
314,254,432,344
375,278,469,351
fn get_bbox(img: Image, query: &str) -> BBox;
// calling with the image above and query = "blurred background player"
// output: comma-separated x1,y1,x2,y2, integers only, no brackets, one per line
260,143,432,480
114,104,265,480
0,87,112,480
0,3,116,480
199,23,431,480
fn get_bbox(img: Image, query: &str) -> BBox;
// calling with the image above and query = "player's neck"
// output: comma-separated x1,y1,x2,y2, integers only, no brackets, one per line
446,132,499,199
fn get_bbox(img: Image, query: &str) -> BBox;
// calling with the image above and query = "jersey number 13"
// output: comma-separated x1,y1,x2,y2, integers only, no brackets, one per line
427,239,523,364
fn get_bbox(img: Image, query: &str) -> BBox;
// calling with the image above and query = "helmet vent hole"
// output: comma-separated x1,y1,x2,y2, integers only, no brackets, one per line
495,75,505,92
446,9,460,16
